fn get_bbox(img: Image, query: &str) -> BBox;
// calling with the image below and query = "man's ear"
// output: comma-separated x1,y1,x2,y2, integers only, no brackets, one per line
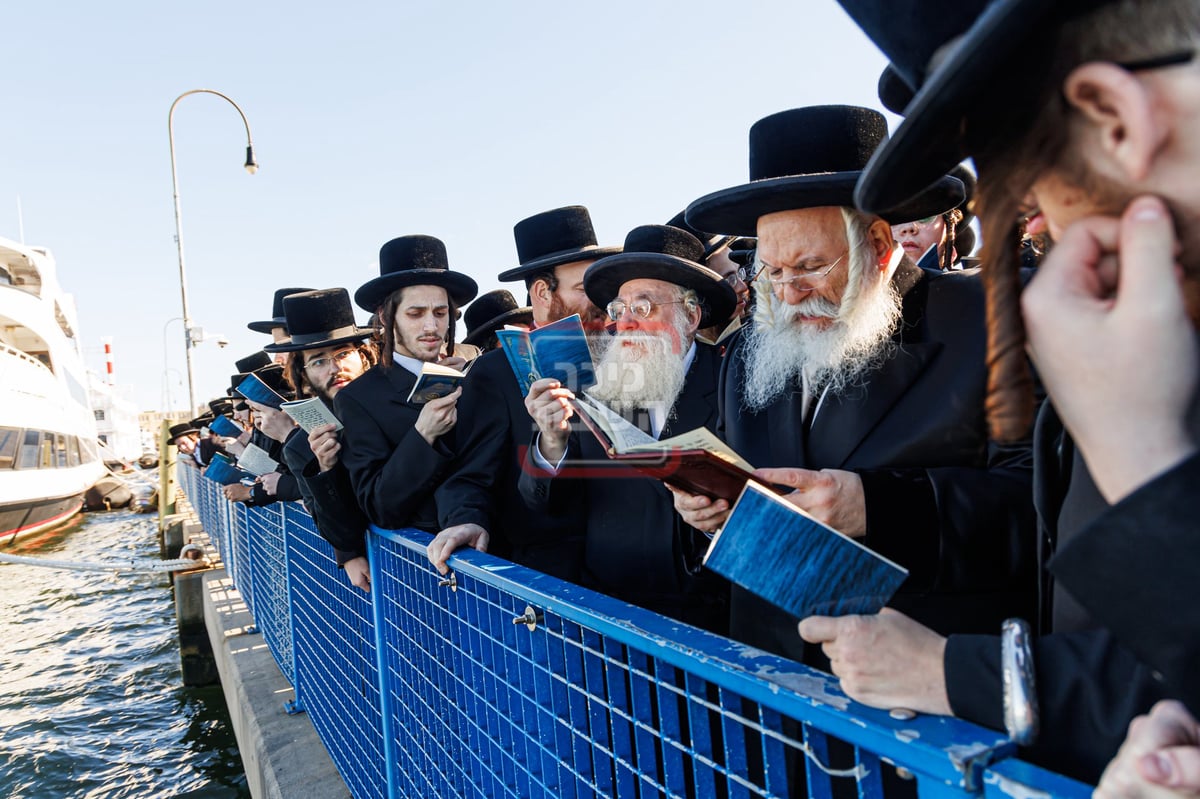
866,218,896,269
1063,62,1167,183
529,277,552,309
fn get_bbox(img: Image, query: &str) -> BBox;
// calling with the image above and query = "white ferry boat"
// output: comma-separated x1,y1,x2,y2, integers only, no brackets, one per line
0,236,105,544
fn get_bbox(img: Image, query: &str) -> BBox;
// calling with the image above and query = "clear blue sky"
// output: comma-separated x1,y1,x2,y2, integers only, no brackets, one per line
3,1,892,413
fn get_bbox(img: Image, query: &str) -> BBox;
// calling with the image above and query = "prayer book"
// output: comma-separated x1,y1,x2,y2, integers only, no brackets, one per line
570,394,761,503
704,482,909,619
280,397,344,433
235,373,286,410
204,452,257,486
496,313,596,396
236,443,279,477
209,415,242,438
406,361,468,405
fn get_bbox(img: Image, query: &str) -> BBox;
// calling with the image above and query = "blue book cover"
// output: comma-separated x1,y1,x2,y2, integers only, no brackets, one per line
209,415,242,438
203,452,256,486
704,482,909,619
235,373,285,409
496,313,595,396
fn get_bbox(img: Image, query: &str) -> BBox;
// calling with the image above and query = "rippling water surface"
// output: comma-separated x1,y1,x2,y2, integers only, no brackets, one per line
0,510,248,798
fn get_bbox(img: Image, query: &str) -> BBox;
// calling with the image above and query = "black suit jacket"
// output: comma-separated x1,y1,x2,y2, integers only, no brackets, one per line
518,342,729,633
334,363,454,531
281,422,369,566
720,264,1038,657
436,348,586,580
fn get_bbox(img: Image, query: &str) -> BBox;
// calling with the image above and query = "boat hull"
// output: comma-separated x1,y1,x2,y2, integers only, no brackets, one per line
0,494,83,546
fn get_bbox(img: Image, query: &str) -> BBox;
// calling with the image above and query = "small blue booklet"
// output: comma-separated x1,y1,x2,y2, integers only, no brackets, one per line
204,452,257,486
704,482,909,619
235,373,285,410
209,415,242,438
496,313,596,396
406,361,468,405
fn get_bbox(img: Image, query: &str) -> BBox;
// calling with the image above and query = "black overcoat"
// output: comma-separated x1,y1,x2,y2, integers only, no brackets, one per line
518,341,729,632
720,263,1038,656
334,363,454,532
436,348,586,580
282,423,369,565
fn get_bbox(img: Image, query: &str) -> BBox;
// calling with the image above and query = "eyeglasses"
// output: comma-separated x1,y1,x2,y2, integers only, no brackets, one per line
720,272,745,288
1115,49,1195,73
739,253,847,289
605,298,685,321
304,349,358,371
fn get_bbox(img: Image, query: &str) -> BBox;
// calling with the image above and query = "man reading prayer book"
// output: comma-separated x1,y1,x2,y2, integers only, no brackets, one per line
517,225,738,632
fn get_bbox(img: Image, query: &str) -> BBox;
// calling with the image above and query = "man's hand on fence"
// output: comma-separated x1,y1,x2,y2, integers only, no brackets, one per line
343,556,371,593
223,483,253,503
1096,700,1200,799
427,523,489,575
798,609,951,716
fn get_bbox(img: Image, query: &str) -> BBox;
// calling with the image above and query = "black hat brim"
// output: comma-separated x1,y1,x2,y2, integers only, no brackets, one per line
353,270,478,313
687,172,963,237
263,326,375,354
247,317,287,334
497,246,623,284
854,0,1044,214
584,253,737,329
462,308,534,347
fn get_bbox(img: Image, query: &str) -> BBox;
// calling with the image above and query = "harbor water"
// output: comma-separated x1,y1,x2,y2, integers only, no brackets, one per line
0,509,248,798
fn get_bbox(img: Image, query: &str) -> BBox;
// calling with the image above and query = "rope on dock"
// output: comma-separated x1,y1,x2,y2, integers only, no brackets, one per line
0,549,207,574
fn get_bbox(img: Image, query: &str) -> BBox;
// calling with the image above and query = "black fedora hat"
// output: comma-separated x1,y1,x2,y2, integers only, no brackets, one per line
685,106,965,236
584,225,737,328
208,398,234,417
168,422,198,440
462,290,533,347
497,206,622,283
835,0,1078,214
189,414,215,431
264,288,374,354
248,287,314,334
234,351,272,374
354,235,478,313
665,210,740,264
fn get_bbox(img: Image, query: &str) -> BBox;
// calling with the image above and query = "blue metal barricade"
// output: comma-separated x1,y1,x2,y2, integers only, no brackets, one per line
179,481,1095,799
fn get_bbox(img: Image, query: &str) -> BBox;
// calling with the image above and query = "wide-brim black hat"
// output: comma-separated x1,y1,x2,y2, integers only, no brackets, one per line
168,422,198,440
248,287,315,334
189,414,215,430
584,225,737,328
836,0,1074,214
354,235,478,312
497,206,622,283
685,106,964,236
234,351,272,374
462,290,534,347
264,288,374,354
208,398,234,417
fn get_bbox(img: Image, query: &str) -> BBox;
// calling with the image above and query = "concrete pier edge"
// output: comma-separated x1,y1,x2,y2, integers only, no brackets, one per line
202,564,351,798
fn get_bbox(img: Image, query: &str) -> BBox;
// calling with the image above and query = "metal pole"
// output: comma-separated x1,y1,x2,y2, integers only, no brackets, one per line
168,89,258,414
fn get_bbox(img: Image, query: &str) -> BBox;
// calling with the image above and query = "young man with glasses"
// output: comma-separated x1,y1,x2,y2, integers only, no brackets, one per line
512,224,737,633
671,106,1037,685
265,288,378,591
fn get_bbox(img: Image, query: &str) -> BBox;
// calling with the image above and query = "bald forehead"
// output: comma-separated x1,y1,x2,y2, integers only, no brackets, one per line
756,207,849,264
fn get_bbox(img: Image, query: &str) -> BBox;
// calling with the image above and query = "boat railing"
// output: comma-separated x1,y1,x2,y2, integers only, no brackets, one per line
0,340,53,375
177,464,1093,799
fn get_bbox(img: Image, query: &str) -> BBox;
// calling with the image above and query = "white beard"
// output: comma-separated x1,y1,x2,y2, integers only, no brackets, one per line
740,277,902,412
588,328,690,417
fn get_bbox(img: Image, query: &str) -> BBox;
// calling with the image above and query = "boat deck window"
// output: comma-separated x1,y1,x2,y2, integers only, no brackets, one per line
0,427,18,469
55,433,68,468
17,430,41,469
67,436,81,467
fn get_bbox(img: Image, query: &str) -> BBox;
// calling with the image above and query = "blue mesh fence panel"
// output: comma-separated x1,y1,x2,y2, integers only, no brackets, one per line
231,497,256,618
284,504,386,799
247,502,295,685
173,474,1095,799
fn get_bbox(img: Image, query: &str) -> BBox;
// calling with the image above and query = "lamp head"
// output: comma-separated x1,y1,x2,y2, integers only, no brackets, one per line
244,145,259,175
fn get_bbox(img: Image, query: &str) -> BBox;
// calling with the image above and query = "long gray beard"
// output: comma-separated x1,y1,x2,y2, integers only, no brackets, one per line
588,332,689,417
740,280,902,412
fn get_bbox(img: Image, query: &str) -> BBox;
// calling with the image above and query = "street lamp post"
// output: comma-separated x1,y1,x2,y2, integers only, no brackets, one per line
168,89,258,413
